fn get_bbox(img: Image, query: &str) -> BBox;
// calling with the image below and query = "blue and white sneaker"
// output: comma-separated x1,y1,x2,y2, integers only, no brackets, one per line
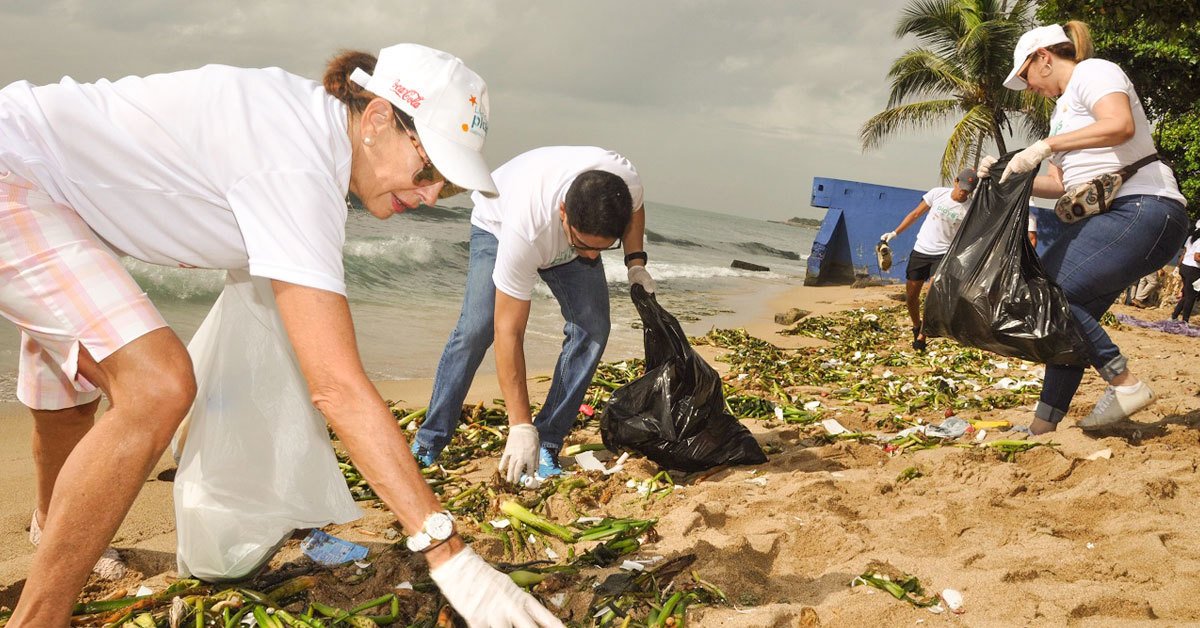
411,441,437,468
537,444,563,478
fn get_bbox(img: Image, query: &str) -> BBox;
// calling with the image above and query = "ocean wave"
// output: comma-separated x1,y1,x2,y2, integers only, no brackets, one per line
733,241,802,260
343,234,467,291
645,229,702,248
399,204,472,223
122,259,225,301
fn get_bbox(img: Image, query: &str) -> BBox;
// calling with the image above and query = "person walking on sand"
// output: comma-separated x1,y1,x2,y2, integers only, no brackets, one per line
411,146,653,483
880,168,978,351
978,21,1188,435
1171,228,1200,323
0,45,561,627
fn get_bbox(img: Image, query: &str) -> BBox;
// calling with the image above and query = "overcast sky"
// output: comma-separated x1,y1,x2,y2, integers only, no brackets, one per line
0,0,996,221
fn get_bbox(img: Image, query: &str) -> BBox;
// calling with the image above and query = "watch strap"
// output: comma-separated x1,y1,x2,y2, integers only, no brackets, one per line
624,251,648,267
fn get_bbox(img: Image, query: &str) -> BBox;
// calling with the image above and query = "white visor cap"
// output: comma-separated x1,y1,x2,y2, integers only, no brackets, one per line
350,44,497,195
1003,24,1072,91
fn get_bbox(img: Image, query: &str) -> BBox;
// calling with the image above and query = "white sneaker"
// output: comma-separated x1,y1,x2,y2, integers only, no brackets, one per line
1078,382,1155,430
29,511,127,581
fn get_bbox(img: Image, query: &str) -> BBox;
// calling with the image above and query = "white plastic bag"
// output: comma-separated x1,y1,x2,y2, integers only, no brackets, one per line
173,271,361,581
1193,277,1200,291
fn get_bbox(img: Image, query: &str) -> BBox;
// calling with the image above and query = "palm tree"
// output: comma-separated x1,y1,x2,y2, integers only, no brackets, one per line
860,0,1052,182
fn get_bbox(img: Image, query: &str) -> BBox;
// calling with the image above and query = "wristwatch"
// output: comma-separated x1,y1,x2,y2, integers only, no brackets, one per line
405,510,455,553
624,251,648,267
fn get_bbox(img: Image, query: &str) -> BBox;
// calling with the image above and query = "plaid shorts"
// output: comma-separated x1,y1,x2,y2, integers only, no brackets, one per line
0,170,166,410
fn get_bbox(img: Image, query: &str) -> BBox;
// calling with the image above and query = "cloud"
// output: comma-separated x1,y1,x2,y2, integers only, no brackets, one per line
0,0,965,220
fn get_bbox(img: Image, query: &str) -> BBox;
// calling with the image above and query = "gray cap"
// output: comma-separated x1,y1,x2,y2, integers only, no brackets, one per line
955,168,979,192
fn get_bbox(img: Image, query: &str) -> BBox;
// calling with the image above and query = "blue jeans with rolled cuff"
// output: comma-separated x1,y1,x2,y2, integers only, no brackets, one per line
415,226,611,454
1034,195,1189,423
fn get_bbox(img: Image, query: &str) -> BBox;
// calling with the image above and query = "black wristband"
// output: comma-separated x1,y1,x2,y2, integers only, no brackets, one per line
624,251,648,267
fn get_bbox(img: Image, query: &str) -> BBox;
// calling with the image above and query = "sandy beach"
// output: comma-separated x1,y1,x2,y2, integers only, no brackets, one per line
3,280,1200,626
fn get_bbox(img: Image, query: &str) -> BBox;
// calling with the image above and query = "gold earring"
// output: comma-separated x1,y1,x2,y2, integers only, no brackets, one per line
363,136,374,146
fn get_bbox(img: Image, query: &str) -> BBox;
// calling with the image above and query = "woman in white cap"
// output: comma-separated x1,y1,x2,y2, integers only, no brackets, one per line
0,45,561,627
979,21,1188,434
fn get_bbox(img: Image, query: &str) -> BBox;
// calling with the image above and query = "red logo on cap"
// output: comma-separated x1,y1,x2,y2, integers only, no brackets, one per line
390,81,424,109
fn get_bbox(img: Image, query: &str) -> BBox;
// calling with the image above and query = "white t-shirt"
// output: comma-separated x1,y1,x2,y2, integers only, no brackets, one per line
1028,208,1038,233
0,65,352,294
1048,59,1184,205
913,187,969,256
1183,238,1200,270
470,146,644,301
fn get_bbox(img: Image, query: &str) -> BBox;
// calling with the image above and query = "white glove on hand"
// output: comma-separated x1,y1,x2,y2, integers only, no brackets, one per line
627,265,656,294
880,231,897,243
499,424,539,484
999,140,1052,183
431,546,565,628
977,155,998,179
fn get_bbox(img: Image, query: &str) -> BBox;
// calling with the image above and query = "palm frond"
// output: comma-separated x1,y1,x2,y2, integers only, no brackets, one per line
885,48,971,108
860,99,961,151
940,105,998,179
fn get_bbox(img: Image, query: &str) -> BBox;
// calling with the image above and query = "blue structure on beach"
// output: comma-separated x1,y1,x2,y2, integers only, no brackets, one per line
804,177,1055,285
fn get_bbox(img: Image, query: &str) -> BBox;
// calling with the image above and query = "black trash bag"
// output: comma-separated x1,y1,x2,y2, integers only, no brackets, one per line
923,151,1090,366
600,285,767,472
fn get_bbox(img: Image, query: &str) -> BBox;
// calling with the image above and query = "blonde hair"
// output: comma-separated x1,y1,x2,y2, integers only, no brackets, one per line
1047,20,1094,62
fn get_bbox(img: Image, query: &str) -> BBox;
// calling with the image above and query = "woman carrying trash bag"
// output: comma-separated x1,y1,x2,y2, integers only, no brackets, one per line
0,45,561,627
979,22,1188,435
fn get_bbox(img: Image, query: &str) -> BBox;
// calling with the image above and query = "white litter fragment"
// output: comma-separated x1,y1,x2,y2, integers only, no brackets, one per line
550,592,568,608
821,419,850,435
744,477,768,487
863,313,879,322
620,560,646,571
804,400,822,411
528,534,537,545
941,589,964,612
774,406,785,421
354,560,371,569
546,548,559,560
574,451,609,473
490,518,511,529
136,585,154,597
927,604,946,614
1086,449,1113,461
576,516,604,525
395,581,414,590
571,451,628,477
1086,542,1096,550
406,421,418,431
975,429,987,442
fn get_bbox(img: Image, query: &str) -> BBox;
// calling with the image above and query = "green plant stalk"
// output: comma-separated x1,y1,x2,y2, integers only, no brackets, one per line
500,500,578,542
561,442,608,457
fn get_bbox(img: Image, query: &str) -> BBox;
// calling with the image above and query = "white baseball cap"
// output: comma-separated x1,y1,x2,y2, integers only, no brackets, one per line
351,44,497,195
1003,25,1071,91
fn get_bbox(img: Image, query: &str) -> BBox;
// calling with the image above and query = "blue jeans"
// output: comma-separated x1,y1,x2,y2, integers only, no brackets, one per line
1036,195,1188,422
416,226,611,454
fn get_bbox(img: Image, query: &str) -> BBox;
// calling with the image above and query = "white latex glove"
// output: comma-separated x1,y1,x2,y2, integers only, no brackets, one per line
627,265,656,294
431,546,565,628
977,155,998,179
999,140,1052,183
880,231,897,243
499,424,539,484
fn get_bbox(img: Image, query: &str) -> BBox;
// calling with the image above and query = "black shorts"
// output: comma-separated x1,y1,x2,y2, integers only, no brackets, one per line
905,250,945,281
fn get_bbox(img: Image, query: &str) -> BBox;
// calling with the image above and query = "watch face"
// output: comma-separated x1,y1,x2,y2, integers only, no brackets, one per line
406,531,431,552
427,512,454,541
